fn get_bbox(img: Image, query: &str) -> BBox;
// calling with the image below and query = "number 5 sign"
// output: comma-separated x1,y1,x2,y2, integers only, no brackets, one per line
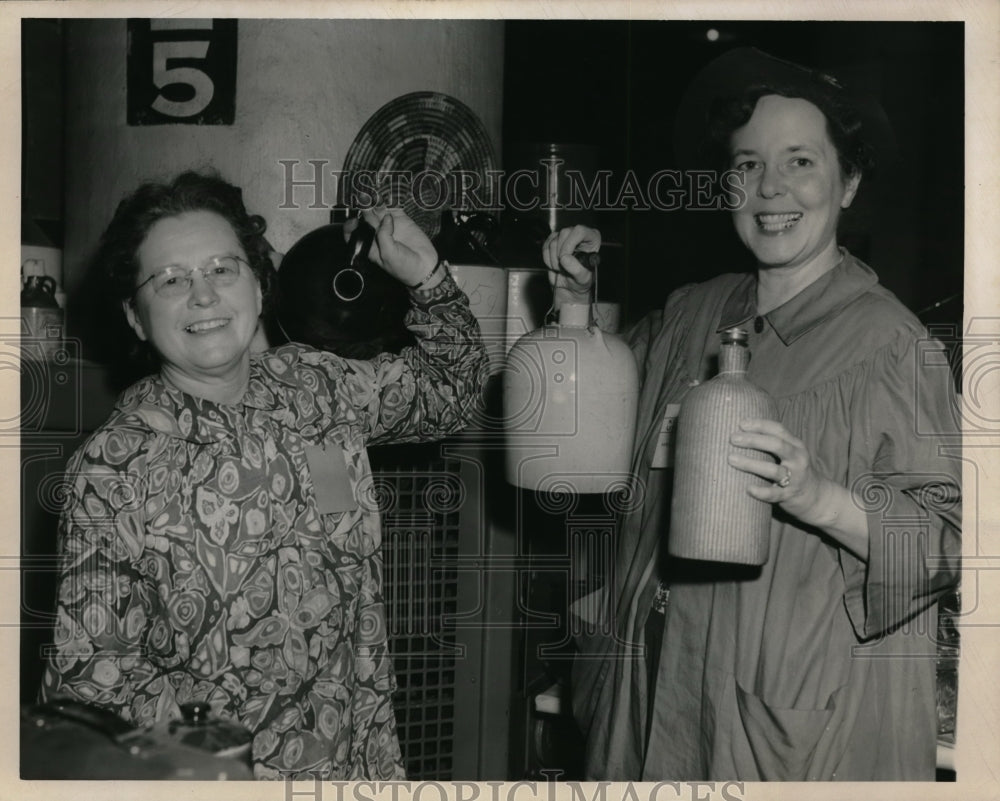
127,19,237,125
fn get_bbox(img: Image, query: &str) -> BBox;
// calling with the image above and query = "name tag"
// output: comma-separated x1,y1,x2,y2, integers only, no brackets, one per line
650,404,681,469
303,443,358,514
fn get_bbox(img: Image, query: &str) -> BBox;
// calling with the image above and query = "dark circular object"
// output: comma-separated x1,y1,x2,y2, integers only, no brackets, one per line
276,224,413,359
341,91,497,239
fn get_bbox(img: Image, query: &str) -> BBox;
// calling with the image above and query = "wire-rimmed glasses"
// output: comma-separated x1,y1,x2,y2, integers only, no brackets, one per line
133,255,249,298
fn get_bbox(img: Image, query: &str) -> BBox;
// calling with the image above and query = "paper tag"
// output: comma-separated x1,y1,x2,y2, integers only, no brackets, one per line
303,443,358,514
650,404,681,469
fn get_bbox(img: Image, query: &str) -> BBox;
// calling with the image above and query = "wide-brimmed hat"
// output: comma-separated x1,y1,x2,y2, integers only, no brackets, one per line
673,47,897,173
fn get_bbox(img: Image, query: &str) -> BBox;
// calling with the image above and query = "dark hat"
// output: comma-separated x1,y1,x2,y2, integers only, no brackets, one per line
673,47,896,173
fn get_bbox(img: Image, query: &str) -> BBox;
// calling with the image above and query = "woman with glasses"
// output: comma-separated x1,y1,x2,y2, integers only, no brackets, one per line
40,171,488,779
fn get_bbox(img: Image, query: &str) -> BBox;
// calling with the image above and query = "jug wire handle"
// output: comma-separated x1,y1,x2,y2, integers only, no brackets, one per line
587,261,600,331
543,278,597,327
543,251,599,326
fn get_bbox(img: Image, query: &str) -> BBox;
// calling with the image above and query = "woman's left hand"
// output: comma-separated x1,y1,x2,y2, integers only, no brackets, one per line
349,207,440,288
728,418,829,526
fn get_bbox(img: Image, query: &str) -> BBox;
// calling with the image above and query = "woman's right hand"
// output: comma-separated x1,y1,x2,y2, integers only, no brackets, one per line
542,225,601,309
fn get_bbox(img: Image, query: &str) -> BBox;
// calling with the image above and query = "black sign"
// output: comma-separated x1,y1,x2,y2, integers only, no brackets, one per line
127,19,237,125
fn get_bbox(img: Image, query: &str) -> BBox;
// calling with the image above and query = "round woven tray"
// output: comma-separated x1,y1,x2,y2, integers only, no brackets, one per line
341,91,497,238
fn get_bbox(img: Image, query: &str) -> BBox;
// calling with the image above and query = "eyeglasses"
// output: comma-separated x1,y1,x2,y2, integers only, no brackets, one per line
133,255,249,298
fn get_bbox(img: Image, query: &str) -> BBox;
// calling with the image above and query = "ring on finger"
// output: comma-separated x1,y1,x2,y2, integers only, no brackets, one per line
777,466,792,488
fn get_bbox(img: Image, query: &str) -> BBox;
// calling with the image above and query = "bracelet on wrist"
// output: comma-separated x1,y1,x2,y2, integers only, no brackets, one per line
407,259,447,291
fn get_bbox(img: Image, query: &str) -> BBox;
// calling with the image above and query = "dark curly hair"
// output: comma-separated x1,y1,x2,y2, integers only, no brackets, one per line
706,77,876,180
101,170,276,306
76,170,278,380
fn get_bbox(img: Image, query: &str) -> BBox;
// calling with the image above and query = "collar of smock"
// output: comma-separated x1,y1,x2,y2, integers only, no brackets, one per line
113,356,281,443
717,249,880,345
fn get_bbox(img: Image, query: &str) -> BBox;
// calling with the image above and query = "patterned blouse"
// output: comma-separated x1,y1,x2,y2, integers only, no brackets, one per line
40,274,488,780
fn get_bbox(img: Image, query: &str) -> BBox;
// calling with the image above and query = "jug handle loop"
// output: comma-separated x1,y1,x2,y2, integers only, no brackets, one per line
588,264,600,331
543,260,599,328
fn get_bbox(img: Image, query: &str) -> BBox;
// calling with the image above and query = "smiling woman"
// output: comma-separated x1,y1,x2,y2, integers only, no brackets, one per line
39,170,489,780
728,96,860,301
125,210,264,403
546,48,961,781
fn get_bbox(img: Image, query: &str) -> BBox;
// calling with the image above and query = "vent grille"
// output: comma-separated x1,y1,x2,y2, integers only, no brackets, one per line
372,444,464,780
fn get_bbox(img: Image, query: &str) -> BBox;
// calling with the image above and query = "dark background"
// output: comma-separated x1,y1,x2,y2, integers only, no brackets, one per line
502,20,964,335
23,20,966,339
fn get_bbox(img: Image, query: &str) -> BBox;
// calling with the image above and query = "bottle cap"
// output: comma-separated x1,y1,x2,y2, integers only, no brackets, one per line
721,327,749,344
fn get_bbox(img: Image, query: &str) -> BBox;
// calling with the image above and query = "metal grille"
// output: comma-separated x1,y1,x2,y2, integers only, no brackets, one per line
372,444,464,780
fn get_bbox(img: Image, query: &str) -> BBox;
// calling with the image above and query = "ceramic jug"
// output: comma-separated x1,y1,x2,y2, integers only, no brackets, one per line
669,327,777,565
503,302,638,494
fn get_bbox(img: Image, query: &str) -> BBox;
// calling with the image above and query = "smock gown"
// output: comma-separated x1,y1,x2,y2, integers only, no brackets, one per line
40,274,488,779
571,253,961,781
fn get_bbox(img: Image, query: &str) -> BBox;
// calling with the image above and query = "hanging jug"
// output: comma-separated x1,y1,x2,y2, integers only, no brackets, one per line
669,327,777,565
503,302,638,494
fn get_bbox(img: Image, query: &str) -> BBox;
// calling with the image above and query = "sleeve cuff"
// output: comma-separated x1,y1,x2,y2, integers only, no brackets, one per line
409,267,461,305
841,483,955,640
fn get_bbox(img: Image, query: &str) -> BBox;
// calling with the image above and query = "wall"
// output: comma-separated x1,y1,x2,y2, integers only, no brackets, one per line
62,18,505,294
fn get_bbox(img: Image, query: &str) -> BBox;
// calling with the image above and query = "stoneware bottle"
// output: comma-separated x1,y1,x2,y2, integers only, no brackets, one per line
503,303,638,494
669,327,777,565
20,273,63,360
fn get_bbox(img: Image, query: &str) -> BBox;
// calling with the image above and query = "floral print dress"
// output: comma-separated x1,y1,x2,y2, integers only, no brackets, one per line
40,275,488,779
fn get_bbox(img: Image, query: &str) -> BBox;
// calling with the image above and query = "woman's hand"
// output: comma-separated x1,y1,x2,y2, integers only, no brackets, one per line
346,207,441,289
728,419,824,522
728,418,869,559
542,225,601,309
